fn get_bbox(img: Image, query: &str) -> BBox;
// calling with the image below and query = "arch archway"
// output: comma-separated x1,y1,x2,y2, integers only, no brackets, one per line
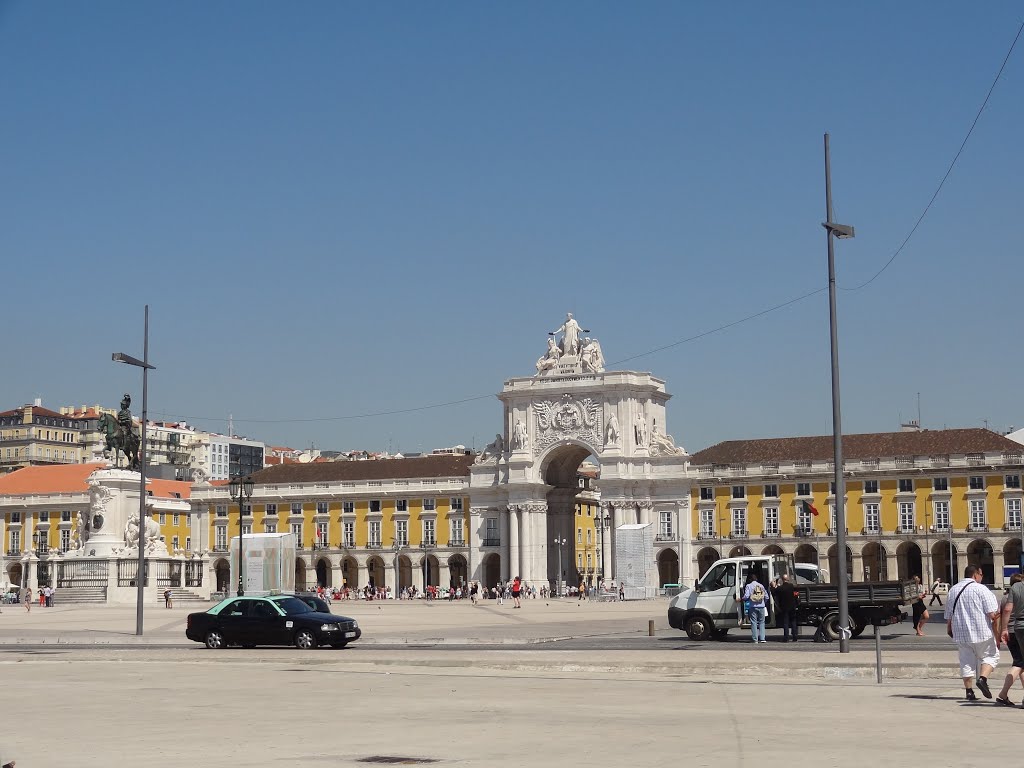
761,544,784,556
657,548,679,586
827,544,853,584
932,541,958,585
729,545,751,558
315,558,331,588
295,557,307,592
794,544,817,565
213,558,230,593
7,562,23,587
398,555,413,591
448,554,468,588
424,554,440,587
897,541,923,582
481,553,501,589
539,443,601,592
967,539,994,585
366,556,385,589
341,557,358,588
696,547,719,577
862,542,887,581
1005,539,1022,576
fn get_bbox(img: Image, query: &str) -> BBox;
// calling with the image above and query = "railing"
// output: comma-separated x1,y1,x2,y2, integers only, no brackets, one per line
697,532,717,540
482,537,501,547
729,531,748,539
655,534,675,542
419,541,436,549
150,560,183,589
57,560,109,589
117,560,148,588
185,560,204,587
449,539,465,547
861,527,880,535
212,545,228,553
760,531,781,538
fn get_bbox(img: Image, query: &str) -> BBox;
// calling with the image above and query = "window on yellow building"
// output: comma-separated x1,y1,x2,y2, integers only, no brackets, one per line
60,529,70,552
764,507,779,536
797,483,811,497
731,486,745,499
449,519,464,546
343,521,355,547
1006,475,1021,489
172,536,179,550
898,502,915,532
898,479,913,493
450,497,463,511
969,476,984,491
241,524,251,536
185,536,191,551
864,504,880,533
933,501,949,531
316,522,328,546
731,508,747,536
291,502,303,516
764,484,778,498
1008,499,1022,529
369,521,381,546
396,499,408,513
172,514,179,526
422,519,435,546
970,500,987,529
395,520,408,546
265,503,277,516
932,477,948,492
699,487,714,501
317,501,329,515
699,509,714,538
423,498,437,512
577,528,582,543
586,529,592,544
343,502,354,515
369,500,382,514
214,527,227,550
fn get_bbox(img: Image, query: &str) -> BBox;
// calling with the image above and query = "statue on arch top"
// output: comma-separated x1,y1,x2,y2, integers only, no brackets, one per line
549,313,587,357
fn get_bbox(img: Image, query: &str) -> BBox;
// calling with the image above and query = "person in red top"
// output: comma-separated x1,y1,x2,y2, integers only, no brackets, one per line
512,577,522,608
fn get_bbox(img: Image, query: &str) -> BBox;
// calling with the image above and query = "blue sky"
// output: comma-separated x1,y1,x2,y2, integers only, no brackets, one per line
2,2,1022,454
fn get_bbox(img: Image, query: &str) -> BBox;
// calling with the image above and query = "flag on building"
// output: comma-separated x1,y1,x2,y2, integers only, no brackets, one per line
801,499,819,517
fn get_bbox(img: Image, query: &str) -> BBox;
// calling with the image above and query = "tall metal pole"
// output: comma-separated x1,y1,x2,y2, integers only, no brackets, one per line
236,483,245,596
136,305,149,636
824,133,851,653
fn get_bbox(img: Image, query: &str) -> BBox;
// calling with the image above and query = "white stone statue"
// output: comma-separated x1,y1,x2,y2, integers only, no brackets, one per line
72,512,85,550
535,338,562,375
550,313,586,357
475,433,505,464
634,410,648,448
580,337,605,373
88,480,111,519
124,515,162,550
649,419,684,456
511,419,528,451
605,411,620,446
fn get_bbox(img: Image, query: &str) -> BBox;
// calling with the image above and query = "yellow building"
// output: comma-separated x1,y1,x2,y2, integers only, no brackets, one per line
572,466,602,588
191,454,474,593
685,428,1024,587
0,403,90,474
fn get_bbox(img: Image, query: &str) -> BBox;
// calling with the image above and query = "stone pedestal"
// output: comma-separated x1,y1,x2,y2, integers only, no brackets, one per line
82,469,143,558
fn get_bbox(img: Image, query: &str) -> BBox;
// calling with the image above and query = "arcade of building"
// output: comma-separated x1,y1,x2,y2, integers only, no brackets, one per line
2,317,1022,599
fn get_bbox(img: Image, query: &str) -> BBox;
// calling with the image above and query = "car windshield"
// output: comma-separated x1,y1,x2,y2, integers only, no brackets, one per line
271,597,313,616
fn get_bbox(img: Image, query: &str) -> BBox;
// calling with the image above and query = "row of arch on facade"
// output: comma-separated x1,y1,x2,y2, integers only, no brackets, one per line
212,553,510,593
683,538,1023,586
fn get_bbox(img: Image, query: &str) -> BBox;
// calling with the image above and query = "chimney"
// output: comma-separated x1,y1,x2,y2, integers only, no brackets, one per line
900,419,921,433
33,397,42,407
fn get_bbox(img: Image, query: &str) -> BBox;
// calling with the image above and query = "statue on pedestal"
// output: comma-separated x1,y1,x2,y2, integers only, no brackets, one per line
96,394,141,470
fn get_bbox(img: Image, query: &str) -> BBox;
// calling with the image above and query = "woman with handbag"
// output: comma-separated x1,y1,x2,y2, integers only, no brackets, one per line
912,576,929,636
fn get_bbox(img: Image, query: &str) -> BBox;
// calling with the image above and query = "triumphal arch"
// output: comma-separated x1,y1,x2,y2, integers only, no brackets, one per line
468,314,693,592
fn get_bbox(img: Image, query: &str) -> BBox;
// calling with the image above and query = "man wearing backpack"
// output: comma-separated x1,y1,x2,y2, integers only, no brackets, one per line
738,572,769,643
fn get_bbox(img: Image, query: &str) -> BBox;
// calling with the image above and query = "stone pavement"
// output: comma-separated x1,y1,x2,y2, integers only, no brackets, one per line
0,596,974,680
0,649,1020,768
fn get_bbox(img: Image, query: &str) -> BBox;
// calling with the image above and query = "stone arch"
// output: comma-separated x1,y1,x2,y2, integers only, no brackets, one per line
896,540,923,581
932,541,958,585
827,544,853,584
482,553,501,588
696,546,719,577
967,539,995,584
729,545,752,558
398,555,413,591
295,557,307,592
657,548,679,586
794,544,817,565
448,554,468,588
366,555,385,589
7,562,23,588
862,542,888,581
315,557,331,588
424,554,440,587
213,558,230,593
1005,539,1022,575
761,544,784,556
341,556,358,588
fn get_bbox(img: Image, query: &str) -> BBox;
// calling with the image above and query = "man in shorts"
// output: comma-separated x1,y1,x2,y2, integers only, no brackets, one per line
945,565,1000,702
996,572,1024,706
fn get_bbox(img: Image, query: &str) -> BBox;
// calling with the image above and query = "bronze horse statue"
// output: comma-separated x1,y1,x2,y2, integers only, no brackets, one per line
97,412,140,470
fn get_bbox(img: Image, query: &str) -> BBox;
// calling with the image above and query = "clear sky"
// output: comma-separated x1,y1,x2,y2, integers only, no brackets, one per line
2,2,1022,455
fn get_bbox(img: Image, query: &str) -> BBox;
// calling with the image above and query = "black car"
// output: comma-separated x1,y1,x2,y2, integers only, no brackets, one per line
186,595,361,650
296,594,333,614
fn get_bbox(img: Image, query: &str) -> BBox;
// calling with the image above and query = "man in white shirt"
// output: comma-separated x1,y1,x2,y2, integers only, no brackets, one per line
945,564,1001,701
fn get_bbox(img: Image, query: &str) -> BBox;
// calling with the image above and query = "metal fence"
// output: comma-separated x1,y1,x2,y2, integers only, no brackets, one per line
56,560,109,589
185,560,204,587
117,560,147,587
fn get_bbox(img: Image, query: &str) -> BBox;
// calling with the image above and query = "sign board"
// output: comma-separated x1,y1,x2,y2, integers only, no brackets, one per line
229,533,297,595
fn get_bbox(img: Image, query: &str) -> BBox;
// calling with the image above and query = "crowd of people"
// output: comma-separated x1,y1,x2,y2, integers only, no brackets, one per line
304,577,628,605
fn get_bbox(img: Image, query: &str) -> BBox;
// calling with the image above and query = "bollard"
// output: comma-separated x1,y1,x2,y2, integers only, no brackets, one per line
648,619,655,637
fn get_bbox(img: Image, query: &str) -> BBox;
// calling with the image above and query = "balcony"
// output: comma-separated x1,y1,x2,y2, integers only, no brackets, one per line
482,537,501,547
729,531,748,540
449,539,466,547
697,532,717,541
212,545,228,553
1003,523,1024,532
419,541,436,549
967,524,989,533
655,534,676,542
366,543,382,550
860,527,880,536
760,531,781,538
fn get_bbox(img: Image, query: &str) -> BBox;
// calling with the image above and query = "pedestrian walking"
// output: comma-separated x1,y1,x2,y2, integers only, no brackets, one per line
945,564,1000,701
23,588,32,613
929,577,944,607
512,576,522,608
912,576,929,636
996,572,1024,706
164,588,173,609
771,574,801,642
738,572,768,643
618,582,624,602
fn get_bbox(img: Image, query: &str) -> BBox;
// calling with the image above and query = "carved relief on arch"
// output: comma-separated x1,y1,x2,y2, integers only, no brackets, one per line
532,396,603,456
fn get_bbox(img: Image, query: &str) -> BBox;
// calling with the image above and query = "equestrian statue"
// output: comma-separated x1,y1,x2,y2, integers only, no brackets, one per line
97,393,141,470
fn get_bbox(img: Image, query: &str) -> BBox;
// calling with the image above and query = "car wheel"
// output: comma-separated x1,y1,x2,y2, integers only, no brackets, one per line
685,615,713,641
294,629,318,650
204,630,225,650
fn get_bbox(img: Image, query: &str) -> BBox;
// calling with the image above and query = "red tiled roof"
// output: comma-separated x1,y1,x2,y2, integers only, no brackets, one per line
0,463,191,499
0,405,68,419
689,428,1022,466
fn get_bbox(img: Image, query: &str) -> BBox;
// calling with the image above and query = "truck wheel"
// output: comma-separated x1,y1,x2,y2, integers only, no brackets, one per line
822,612,856,642
685,615,714,641
850,617,866,638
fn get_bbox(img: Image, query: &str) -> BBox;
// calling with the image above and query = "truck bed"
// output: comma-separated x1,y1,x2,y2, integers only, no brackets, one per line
796,579,915,606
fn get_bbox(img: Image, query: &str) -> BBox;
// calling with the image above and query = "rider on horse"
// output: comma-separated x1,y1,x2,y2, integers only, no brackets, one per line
117,393,138,448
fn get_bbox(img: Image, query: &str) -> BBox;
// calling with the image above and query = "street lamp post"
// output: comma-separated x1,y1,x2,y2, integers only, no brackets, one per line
228,473,255,596
392,539,402,598
553,536,566,596
112,304,156,637
822,133,856,653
